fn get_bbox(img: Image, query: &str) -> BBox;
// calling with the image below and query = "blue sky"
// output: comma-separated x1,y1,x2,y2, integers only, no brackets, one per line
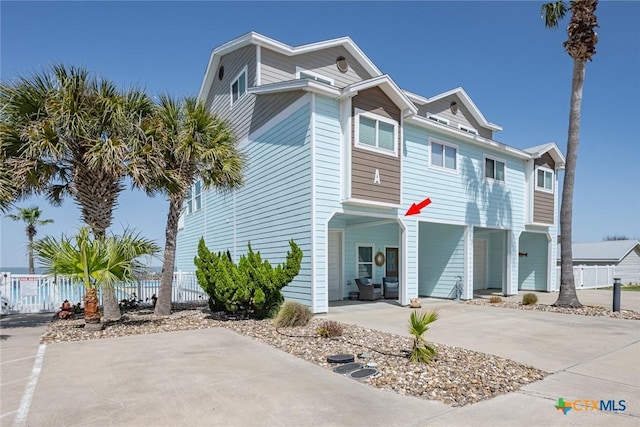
1,1,639,268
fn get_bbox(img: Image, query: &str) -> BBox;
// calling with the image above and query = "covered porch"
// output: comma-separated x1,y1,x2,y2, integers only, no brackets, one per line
326,213,404,304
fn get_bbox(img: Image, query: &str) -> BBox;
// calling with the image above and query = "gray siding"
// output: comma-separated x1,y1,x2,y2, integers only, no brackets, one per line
261,46,372,88
351,87,401,204
417,94,493,139
206,45,257,142
616,247,640,284
535,153,556,170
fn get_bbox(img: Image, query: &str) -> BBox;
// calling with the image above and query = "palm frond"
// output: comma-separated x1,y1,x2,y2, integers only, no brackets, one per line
541,1,568,28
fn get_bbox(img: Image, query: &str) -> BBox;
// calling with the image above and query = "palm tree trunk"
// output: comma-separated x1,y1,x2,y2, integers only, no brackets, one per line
27,232,35,275
155,194,182,316
554,59,585,308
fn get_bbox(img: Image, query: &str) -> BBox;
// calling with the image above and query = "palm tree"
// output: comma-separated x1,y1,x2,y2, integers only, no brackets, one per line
32,227,160,327
0,64,162,319
542,0,598,308
408,310,439,363
6,206,54,274
148,95,244,316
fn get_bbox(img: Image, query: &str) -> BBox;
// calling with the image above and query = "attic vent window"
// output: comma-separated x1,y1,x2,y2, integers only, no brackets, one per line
218,66,224,81
459,125,478,135
427,114,449,125
450,101,458,114
336,56,349,73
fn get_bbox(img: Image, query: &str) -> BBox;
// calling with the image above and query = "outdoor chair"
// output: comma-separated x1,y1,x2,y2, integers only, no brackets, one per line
383,277,399,299
355,278,382,301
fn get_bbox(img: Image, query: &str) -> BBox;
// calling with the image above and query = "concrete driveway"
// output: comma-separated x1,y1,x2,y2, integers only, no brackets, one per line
2,289,639,426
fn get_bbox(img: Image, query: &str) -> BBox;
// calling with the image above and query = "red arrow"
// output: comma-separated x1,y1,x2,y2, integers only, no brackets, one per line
405,197,432,216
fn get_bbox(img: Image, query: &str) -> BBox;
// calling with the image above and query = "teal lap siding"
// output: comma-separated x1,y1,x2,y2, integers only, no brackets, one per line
518,232,548,291
418,222,465,298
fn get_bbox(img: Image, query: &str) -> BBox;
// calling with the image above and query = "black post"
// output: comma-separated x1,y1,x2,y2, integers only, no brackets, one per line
613,277,621,312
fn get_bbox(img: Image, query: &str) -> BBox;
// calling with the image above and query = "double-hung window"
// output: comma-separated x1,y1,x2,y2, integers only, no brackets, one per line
355,109,398,156
485,157,506,182
536,167,554,193
430,139,458,171
230,67,247,107
185,180,202,214
356,244,374,278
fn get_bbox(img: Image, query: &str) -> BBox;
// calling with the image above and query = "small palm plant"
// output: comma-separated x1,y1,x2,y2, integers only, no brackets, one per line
33,227,160,326
408,310,439,363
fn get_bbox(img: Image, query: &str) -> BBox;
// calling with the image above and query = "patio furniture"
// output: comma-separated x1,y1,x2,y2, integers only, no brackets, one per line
383,277,399,299
355,278,382,301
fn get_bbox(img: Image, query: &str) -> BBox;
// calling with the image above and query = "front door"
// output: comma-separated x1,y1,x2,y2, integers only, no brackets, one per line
385,247,399,278
328,231,342,301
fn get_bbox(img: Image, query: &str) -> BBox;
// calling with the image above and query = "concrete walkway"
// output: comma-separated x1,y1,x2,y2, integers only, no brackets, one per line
2,290,639,426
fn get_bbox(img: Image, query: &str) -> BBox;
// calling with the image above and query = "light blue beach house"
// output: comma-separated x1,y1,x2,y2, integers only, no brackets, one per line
175,32,565,313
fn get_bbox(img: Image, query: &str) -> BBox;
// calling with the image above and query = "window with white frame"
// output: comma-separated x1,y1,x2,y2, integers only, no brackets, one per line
485,157,506,182
430,139,458,171
357,244,374,278
355,109,398,155
536,167,554,192
459,124,478,135
185,179,202,214
296,67,333,85
427,113,449,125
230,67,247,107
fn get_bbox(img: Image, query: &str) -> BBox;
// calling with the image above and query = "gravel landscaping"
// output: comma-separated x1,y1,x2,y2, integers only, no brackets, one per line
41,304,547,407
466,298,640,320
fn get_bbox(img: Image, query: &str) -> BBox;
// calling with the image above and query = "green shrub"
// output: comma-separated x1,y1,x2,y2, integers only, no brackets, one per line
489,296,503,304
408,310,439,364
316,320,344,337
273,301,312,327
195,239,303,319
522,293,538,305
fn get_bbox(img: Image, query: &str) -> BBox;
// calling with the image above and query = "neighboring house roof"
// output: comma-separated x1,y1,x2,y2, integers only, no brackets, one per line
524,143,566,170
405,87,503,132
557,240,640,263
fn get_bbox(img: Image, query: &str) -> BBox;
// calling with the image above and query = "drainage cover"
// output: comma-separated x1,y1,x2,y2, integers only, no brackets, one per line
333,362,363,374
327,354,355,364
348,368,379,380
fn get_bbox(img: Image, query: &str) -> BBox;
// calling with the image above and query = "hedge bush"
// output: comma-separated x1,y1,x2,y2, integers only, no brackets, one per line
195,239,303,319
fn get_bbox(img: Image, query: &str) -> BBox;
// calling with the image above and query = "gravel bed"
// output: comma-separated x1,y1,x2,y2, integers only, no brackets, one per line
466,299,640,320
41,305,547,407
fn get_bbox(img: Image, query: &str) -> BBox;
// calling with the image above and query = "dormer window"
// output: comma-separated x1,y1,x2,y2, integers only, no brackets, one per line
296,67,333,85
427,113,449,125
459,124,478,135
230,66,248,107
536,167,554,193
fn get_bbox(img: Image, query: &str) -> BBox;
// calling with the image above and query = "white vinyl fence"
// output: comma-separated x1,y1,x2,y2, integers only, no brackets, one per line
0,272,204,314
556,265,616,290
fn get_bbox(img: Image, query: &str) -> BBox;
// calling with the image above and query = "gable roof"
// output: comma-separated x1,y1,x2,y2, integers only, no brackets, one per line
558,240,640,263
341,75,418,115
198,31,382,102
523,143,566,169
405,87,503,132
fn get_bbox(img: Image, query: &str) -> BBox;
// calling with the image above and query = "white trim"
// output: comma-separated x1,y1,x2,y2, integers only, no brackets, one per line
237,93,311,150
256,45,261,86
296,66,334,85
341,97,351,200
473,238,489,291
483,155,506,183
230,65,248,109
354,108,399,157
458,124,479,135
355,243,375,278
426,113,450,125
399,113,404,206
429,137,459,173
535,166,555,194
311,93,317,312
342,75,418,115
342,198,402,210
347,219,397,230
464,226,472,299
248,79,341,97
327,229,344,303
